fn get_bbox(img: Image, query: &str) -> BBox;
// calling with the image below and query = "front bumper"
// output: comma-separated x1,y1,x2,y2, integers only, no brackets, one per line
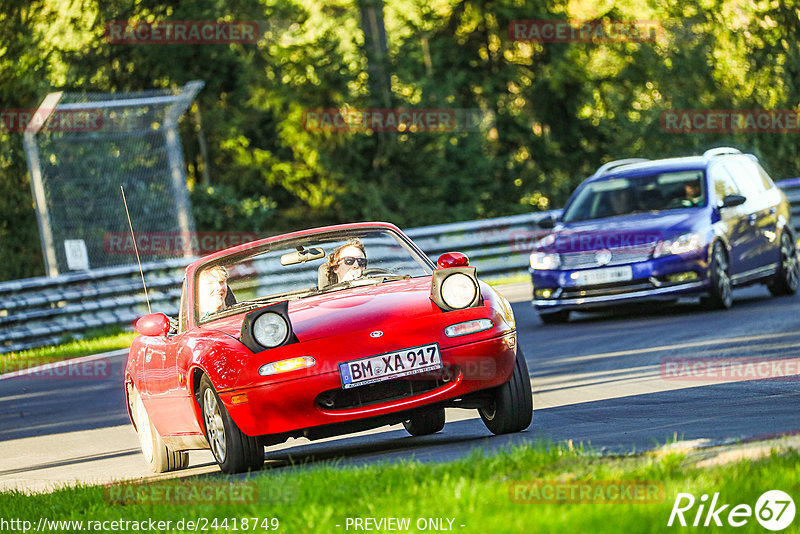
221,332,517,437
531,250,710,312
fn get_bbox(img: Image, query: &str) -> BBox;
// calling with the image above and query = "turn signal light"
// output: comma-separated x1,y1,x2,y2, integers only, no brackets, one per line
259,356,316,376
231,394,249,405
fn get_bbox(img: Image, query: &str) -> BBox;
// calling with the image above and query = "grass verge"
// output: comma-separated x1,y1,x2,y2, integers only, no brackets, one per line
1,442,798,532
485,272,530,286
0,326,134,374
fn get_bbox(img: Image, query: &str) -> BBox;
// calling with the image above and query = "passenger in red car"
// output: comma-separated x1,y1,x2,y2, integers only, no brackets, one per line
326,239,367,284
198,265,229,318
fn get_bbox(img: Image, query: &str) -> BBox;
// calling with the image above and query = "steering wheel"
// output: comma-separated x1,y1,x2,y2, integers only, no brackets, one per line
362,268,393,276
667,198,692,208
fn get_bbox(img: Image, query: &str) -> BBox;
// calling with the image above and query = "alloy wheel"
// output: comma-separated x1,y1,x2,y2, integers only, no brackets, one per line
715,248,732,307
203,389,227,463
781,235,799,291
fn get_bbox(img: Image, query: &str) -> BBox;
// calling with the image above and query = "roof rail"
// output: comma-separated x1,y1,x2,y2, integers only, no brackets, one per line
703,147,741,159
593,158,649,177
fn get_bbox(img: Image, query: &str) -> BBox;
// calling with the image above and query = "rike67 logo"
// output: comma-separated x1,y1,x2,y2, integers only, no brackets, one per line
668,490,795,530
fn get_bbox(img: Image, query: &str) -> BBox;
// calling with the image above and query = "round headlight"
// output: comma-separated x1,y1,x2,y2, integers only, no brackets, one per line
441,273,478,309
252,312,289,348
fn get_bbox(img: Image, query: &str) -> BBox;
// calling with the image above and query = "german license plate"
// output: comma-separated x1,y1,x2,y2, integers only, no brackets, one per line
575,265,633,286
339,343,442,389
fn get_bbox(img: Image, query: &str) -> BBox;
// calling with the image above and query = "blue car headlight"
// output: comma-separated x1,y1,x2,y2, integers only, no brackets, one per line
530,252,561,270
653,232,705,258
530,234,560,270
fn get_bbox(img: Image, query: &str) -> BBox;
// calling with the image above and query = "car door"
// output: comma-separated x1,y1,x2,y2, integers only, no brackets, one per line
142,281,200,436
727,157,781,272
708,162,754,276
140,330,173,434
147,333,204,435
734,157,782,271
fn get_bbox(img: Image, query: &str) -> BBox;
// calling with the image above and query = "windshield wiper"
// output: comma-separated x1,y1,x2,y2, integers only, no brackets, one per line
245,287,320,305
316,278,376,294
204,276,415,321
317,274,412,294
217,287,319,316
366,274,411,282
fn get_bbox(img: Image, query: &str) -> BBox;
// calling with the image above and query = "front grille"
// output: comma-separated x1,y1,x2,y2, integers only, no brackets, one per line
315,369,455,411
558,277,693,299
560,279,655,299
560,243,655,270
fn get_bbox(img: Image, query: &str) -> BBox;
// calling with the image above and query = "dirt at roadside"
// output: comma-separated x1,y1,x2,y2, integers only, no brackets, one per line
652,432,800,468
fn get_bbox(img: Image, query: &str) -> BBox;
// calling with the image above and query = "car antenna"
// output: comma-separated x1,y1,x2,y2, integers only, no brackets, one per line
120,186,152,314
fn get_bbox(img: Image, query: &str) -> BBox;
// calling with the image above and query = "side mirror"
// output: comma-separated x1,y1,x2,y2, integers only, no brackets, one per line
720,194,746,208
538,215,556,229
437,252,469,269
135,313,171,337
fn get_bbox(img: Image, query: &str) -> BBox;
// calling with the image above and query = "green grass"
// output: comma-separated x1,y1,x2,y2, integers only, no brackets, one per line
2,443,798,533
0,326,135,374
485,272,530,286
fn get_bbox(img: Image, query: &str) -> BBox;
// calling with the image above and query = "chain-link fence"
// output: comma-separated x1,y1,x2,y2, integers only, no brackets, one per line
23,81,204,276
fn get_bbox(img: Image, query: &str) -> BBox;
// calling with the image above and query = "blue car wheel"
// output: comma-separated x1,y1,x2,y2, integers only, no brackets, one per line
702,242,732,310
768,232,799,296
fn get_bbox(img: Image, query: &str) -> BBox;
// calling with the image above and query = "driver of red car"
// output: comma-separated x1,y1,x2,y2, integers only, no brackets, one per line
198,265,229,318
325,239,367,284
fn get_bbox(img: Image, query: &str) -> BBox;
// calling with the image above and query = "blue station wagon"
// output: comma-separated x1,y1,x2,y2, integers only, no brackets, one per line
529,147,799,323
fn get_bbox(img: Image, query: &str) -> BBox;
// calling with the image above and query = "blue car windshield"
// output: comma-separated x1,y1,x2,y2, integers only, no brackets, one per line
562,170,706,223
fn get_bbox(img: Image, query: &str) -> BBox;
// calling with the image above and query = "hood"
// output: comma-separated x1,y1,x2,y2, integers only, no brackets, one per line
199,277,440,343
544,209,706,253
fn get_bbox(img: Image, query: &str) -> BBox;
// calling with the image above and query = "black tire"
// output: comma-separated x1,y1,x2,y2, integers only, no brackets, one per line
768,232,799,296
403,408,446,436
539,310,570,324
130,385,189,473
703,242,732,310
198,376,263,474
479,348,533,435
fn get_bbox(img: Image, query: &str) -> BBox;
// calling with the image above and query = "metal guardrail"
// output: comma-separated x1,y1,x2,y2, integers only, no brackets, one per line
776,179,800,228
3,178,799,355
0,213,554,354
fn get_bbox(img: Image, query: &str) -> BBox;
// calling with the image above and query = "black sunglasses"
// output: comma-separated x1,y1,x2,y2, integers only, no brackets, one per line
340,256,367,267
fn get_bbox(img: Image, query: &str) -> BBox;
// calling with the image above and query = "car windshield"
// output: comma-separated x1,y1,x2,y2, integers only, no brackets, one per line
561,170,707,223
193,227,433,324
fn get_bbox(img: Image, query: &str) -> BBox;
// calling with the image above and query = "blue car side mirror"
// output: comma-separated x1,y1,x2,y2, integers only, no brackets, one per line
720,194,746,208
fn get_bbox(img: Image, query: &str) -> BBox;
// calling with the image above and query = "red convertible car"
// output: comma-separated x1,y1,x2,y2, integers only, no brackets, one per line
125,222,532,474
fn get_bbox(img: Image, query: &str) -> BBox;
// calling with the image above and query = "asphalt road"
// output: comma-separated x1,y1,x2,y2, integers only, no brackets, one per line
2,282,800,492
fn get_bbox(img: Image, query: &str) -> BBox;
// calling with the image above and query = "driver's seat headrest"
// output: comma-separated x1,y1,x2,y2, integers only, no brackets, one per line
318,262,333,289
